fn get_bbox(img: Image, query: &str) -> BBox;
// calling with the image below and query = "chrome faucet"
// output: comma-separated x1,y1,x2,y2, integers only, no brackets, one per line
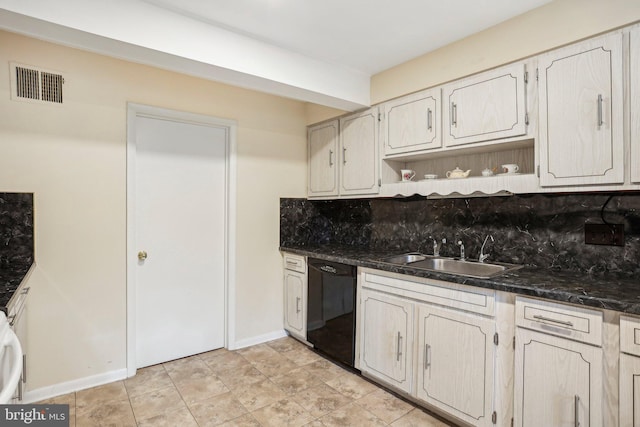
430,237,446,256
479,235,494,263
457,240,465,261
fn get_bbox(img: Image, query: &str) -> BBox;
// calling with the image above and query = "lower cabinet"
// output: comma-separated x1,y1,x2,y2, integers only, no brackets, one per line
359,289,414,393
620,353,640,427
358,269,499,425
620,315,640,426
283,253,307,340
416,303,496,426
514,297,603,427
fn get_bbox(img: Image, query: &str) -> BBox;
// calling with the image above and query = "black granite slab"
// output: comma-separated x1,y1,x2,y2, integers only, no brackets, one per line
280,243,640,315
280,192,640,314
0,193,34,313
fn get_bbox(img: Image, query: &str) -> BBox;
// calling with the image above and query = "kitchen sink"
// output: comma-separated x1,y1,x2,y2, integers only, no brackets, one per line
380,253,521,278
381,253,427,264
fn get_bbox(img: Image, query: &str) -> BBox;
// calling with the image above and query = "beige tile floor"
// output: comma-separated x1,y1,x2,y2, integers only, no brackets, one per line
39,336,452,426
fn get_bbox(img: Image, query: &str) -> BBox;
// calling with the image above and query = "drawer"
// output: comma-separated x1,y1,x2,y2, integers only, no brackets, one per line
515,296,602,347
620,315,640,357
283,253,306,273
360,268,495,317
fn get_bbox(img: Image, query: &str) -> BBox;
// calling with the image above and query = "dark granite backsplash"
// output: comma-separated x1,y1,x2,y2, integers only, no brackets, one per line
0,193,34,268
280,193,640,277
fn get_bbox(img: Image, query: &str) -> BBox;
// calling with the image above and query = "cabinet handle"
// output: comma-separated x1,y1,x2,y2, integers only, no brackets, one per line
286,260,299,266
427,108,432,131
532,314,574,327
295,297,301,314
7,314,16,327
329,149,334,167
396,332,402,361
21,287,30,295
597,94,603,129
451,102,457,127
574,395,580,427
17,377,22,401
343,147,347,165
22,354,27,384
424,344,431,370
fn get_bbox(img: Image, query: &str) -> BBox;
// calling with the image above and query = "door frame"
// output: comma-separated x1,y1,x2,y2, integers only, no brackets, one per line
126,103,237,377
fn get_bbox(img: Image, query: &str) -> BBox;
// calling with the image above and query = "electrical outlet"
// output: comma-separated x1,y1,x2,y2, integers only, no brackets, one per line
584,223,624,246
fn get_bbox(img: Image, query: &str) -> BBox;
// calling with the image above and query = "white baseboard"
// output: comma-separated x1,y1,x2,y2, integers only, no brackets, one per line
229,329,287,350
23,368,128,404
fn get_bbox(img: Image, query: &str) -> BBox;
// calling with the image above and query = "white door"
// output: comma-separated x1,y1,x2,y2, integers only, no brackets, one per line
284,270,305,338
514,327,603,427
631,27,640,184
308,120,339,197
416,304,495,427
339,109,379,196
538,32,624,187
359,288,413,393
620,353,640,427
134,115,226,368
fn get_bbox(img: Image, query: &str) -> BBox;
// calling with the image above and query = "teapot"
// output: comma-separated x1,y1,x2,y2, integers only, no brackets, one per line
446,167,471,179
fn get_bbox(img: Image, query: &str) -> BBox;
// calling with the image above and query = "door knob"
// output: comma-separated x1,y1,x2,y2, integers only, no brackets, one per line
138,251,148,261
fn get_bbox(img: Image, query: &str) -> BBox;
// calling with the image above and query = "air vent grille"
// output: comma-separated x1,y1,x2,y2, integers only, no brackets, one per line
11,63,64,104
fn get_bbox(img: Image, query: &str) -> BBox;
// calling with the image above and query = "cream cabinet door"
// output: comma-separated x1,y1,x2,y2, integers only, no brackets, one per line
620,353,640,427
359,288,413,393
443,62,527,147
514,327,603,427
382,88,441,157
308,120,339,198
339,109,380,196
631,27,640,184
416,304,496,427
538,32,624,187
284,270,306,339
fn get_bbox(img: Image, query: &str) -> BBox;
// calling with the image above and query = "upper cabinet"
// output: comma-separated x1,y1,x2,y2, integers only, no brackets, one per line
631,27,640,184
339,108,380,197
443,62,528,147
308,120,339,197
538,32,624,187
381,88,442,157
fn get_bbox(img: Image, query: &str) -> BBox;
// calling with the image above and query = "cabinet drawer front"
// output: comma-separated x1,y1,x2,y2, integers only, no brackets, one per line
515,296,602,346
283,253,306,273
361,269,495,317
621,315,640,357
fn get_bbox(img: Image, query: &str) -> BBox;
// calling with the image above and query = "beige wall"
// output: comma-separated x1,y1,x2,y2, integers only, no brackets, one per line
372,0,640,104
0,30,308,392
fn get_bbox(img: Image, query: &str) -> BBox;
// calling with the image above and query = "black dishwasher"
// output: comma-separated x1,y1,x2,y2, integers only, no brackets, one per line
307,258,357,368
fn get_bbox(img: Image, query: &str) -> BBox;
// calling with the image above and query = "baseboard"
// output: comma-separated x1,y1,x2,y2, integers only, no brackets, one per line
229,329,287,350
22,368,128,404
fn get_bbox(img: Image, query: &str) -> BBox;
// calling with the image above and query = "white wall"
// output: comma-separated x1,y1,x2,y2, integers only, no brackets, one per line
371,0,640,103
0,30,308,393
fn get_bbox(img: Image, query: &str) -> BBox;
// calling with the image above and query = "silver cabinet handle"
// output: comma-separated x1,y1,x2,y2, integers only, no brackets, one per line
7,314,16,327
396,332,403,362
532,314,574,327
21,287,30,295
329,149,334,167
22,354,27,384
575,395,580,427
342,147,347,165
424,344,431,370
17,377,22,401
295,297,301,314
451,102,457,127
427,108,432,131
286,260,299,266
597,94,603,129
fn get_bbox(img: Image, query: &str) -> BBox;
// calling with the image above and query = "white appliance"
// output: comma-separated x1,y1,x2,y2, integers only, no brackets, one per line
0,311,22,404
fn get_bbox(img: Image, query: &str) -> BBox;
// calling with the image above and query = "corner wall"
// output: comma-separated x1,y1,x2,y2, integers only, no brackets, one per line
371,0,640,104
0,30,308,393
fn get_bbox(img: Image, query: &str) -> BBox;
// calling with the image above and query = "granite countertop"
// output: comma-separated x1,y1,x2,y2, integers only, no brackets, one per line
280,244,640,315
0,262,33,314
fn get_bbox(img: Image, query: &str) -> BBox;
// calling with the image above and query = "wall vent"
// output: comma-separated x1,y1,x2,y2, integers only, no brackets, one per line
10,63,64,104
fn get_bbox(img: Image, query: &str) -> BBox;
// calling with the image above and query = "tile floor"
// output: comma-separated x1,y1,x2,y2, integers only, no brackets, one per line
39,336,451,426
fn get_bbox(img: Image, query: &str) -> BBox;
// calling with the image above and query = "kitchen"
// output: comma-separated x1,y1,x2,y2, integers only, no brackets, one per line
1,0,640,426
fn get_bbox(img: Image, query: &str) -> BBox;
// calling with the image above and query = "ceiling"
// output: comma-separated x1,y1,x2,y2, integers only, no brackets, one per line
0,0,551,109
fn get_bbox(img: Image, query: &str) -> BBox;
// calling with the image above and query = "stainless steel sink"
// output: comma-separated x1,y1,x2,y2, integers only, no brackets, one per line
381,253,427,264
380,253,521,278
